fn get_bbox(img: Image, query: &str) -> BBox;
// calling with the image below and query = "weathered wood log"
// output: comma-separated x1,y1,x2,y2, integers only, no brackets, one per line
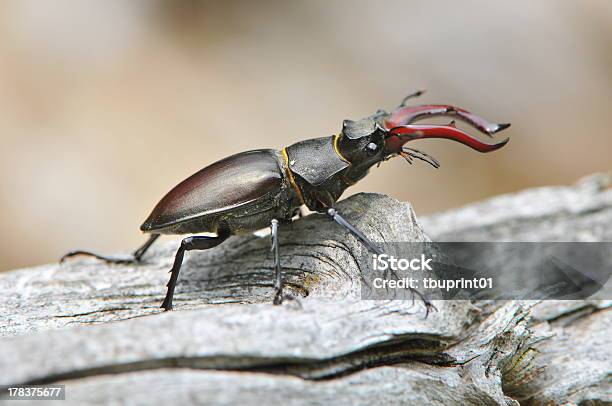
0,175,610,405
421,173,612,405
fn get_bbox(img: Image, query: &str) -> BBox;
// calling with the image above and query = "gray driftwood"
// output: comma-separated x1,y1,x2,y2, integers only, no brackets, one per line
1,175,611,405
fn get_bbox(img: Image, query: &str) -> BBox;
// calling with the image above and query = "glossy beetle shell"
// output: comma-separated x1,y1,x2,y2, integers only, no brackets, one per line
285,136,348,187
141,149,293,235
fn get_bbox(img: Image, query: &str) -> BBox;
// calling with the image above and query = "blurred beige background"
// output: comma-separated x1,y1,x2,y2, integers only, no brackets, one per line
0,0,610,271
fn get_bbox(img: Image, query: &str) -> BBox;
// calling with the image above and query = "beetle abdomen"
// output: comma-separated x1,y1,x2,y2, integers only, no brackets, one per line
140,149,287,234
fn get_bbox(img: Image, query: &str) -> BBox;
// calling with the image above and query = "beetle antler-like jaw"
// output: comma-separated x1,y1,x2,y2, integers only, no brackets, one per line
384,124,509,155
381,98,510,158
385,103,510,138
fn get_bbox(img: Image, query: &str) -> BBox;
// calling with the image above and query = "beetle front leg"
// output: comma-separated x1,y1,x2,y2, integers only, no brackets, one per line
161,233,228,311
60,234,160,265
325,208,436,317
326,208,382,255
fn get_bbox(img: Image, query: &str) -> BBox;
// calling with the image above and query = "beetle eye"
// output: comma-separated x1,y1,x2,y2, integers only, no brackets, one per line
366,142,378,155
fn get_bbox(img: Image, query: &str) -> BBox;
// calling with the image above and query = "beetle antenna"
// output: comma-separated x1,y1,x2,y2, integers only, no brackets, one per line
376,154,394,167
398,150,414,165
398,89,427,107
401,147,440,168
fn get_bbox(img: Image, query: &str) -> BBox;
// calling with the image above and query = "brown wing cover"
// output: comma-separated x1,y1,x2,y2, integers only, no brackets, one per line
141,149,283,232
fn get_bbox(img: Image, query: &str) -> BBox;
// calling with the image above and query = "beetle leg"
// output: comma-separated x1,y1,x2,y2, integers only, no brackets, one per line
325,208,435,316
60,234,160,265
386,104,511,137
161,233,228,311
326,208,382,255
271,219,282,304
133,234,160,260
270,219,300,305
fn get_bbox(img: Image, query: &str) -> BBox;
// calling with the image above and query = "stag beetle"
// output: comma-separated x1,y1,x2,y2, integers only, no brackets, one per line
62,90,510,310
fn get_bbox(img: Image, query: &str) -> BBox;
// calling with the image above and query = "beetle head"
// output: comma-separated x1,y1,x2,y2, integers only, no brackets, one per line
337,117,388,169
337,106,509,172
